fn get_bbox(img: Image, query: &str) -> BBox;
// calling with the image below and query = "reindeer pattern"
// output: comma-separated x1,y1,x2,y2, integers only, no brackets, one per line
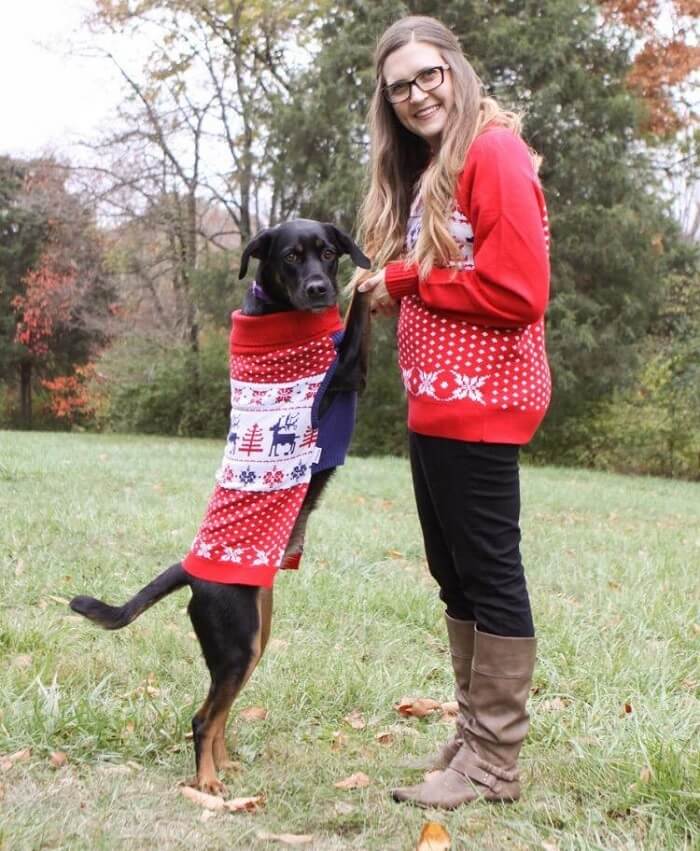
217,372,325,492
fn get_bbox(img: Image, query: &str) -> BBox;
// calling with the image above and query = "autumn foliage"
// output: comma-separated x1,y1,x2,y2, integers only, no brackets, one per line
600,0,700,135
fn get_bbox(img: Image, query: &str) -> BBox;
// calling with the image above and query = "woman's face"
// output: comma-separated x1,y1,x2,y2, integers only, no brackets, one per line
382,41,455,148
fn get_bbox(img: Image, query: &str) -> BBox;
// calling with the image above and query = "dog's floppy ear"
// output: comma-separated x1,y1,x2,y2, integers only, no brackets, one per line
239,227,275,280
324,224,371,269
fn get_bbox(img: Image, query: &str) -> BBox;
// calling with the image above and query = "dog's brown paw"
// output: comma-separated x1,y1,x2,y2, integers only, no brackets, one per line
186,775,226,796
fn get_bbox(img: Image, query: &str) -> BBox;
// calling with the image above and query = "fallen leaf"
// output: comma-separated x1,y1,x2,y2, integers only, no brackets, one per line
540,697,571,712
0,749,31,771
416,820,451,850
334,801,355,815
50,751,68,769
375,731,394,745
396,697,442,718
240,706,268,722
223,794,265,813
692,624,700,636
622,701,634,716
256,832,314,845
122,721,136,737
334,772,370,790
344,709,366,730
440,701,459,720
608,580,622,591
180,786,226,811
385,549,404,559
639,766,653,783
331,731,348,751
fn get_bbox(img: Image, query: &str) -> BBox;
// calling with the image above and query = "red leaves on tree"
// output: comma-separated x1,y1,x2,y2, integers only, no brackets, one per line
599,0,700,136
12,250,76,357
41,365,97,423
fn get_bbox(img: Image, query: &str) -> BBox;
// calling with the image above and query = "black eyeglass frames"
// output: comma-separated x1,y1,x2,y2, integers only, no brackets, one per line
382,65,450,104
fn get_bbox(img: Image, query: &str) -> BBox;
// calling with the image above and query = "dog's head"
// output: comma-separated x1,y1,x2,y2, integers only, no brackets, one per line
239,219,370,312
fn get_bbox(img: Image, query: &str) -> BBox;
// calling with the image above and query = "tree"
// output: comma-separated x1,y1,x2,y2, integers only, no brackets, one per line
1,159,115,428
266,0,696,457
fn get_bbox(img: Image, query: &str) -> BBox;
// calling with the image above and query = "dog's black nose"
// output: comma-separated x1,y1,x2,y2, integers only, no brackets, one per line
305,280,329,299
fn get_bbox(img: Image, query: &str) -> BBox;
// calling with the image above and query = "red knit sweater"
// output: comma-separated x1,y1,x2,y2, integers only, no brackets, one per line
384,128,551,444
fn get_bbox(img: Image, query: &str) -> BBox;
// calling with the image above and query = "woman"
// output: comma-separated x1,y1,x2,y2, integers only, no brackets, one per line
355,16,551,809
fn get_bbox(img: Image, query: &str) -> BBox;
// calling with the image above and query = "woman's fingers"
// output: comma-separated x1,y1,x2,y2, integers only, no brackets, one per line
357,271,383,292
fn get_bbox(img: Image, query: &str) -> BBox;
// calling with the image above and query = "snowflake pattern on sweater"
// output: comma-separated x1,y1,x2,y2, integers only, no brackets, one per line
395,132,552,443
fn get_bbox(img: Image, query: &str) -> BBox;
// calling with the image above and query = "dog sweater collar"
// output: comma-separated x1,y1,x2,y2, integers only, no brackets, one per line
230,305,343,352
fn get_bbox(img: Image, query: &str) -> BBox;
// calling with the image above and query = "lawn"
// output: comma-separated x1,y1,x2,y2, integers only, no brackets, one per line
0,431,698,850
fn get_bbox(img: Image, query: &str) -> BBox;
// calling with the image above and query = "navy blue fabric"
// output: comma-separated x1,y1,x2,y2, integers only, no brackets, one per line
311,329,357,474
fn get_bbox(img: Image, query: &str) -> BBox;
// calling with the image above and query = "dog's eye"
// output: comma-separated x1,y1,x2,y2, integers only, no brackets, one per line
322,248,337,261
284,252,300,264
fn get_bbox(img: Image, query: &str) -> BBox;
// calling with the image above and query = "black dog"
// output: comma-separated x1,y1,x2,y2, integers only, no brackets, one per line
70,220,371,793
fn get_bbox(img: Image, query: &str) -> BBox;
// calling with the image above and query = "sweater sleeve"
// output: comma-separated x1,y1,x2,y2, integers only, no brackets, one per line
384,130,550,327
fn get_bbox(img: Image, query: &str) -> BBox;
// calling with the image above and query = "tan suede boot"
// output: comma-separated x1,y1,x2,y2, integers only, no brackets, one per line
392,628,536,809
416,615,475,771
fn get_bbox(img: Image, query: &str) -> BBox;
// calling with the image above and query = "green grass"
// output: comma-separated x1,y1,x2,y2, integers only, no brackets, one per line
0,430,698,850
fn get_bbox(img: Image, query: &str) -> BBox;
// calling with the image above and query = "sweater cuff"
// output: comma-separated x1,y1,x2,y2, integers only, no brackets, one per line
385,260,420,300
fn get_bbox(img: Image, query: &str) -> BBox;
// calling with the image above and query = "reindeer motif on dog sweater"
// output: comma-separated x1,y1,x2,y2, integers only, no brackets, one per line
183,306,355,588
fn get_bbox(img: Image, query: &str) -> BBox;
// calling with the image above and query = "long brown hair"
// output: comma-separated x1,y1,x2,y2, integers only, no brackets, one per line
356,16,522,280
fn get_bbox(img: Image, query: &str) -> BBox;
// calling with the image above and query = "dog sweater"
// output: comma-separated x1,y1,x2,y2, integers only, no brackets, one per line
384,128,551,444
183,306,356,587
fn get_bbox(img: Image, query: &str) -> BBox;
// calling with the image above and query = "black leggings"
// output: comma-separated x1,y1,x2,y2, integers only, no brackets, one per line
409,432,534,638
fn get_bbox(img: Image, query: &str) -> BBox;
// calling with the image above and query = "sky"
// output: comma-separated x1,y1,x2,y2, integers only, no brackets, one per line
0,1,124,159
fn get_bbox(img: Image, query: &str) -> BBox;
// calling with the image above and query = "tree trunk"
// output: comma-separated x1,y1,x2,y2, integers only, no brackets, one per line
20,360,32,429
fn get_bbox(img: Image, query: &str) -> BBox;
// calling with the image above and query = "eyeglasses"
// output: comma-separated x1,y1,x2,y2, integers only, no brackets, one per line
382,65,450,104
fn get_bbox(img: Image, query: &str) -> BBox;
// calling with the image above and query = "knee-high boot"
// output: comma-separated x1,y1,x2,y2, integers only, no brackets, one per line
392,629,536,809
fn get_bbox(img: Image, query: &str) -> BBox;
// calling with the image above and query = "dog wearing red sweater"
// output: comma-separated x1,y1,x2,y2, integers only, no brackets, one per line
70,220,370,794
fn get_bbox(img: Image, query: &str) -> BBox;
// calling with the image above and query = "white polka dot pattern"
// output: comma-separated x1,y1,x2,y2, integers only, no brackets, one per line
184,331,338,582
398,187,551,437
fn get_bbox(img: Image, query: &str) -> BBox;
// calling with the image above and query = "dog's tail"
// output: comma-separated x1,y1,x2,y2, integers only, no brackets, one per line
69,562,189,630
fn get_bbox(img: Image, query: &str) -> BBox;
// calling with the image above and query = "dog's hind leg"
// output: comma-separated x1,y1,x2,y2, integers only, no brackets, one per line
211,587,273,773
187,582,263,793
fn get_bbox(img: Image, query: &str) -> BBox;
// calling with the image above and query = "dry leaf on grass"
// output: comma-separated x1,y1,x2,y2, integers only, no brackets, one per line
50,751,68,769
181,787,226,811
622,701,634,716
440,701,459,720
224,795,265,813
540,697,571,712
256,832,314,845
375,731,394,745
334,772,370,790
180,787,265,813
396,697,442,718
344,709,366,730
331,731,348,751
416,820,451,850
240,706,268,722
639,766,653,783
0,749,31,772
385,549,405,559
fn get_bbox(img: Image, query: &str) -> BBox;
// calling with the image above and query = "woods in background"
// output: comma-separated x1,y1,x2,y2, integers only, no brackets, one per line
1,0,698,478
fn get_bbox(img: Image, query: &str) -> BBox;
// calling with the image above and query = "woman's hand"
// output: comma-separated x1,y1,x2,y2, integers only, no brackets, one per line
357,268,398,317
